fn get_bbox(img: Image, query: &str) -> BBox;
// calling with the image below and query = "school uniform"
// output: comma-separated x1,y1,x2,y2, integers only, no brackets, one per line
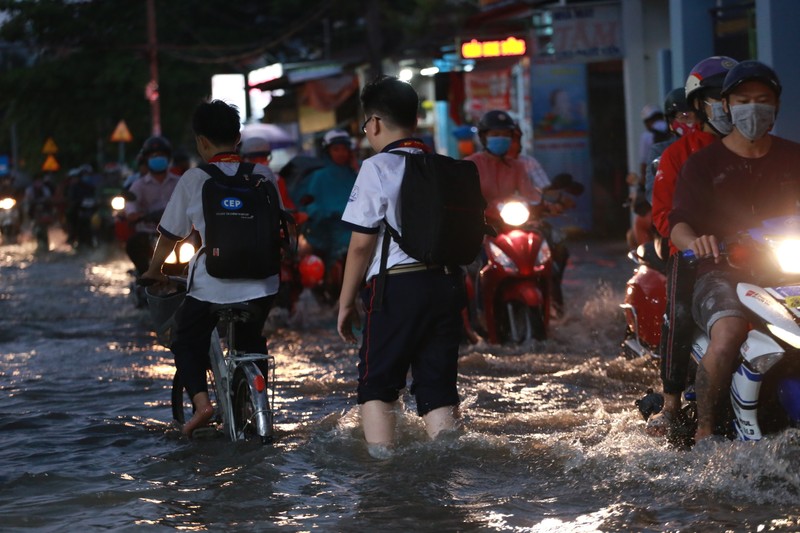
341,139,464,416
157,154,280,398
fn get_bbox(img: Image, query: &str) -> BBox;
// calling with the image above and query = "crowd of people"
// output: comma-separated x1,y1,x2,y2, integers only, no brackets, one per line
6,56,793,453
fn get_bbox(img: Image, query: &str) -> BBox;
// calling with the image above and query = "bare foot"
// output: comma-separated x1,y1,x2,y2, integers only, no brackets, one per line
182,403,214,437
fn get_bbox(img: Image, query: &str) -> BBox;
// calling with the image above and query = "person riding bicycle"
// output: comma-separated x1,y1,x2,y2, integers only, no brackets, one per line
125,136,180,276
669,60,800,444
301,129,358,271
141,100,282,437
645,56,739,437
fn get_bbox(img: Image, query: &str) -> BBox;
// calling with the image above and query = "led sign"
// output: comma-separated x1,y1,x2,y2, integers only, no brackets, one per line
461,37,527,59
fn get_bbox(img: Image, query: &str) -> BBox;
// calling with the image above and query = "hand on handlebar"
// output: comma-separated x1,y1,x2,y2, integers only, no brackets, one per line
689,234,722,263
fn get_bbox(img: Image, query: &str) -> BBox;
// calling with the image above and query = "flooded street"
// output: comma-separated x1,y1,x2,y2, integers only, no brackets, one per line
1,232,799,532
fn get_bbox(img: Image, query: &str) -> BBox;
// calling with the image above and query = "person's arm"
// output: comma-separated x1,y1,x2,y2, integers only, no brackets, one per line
140,233,179,282
651,143,680,239
337,231,378,344
668,151,721,261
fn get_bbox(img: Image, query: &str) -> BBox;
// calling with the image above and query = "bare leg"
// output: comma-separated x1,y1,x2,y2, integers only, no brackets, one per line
361,400,397,446
182,392,214,437
423,405,459,439
694,316,747,442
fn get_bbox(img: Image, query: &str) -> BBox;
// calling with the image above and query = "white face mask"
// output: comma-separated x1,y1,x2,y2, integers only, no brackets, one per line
730,103,776,141
707,101,733,135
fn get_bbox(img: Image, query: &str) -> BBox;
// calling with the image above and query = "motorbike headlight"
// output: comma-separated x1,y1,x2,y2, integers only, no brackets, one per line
767,323,800,350
500,201,530,227
536,239,551,265
178,242,195,263
110,195,126,211
164,250,178,264
488,241,518,273
774,239,800,274
0,197,16,210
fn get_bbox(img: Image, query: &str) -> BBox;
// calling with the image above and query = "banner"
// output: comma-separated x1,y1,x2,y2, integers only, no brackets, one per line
531,63,592,230
464,67,512,123
548,3,623,63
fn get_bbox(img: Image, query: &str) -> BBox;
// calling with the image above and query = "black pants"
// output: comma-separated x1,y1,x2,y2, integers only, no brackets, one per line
658,253,697,395
171,295,273,399
126,232,155,275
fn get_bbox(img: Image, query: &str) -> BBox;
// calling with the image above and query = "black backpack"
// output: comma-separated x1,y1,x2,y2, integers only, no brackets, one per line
382,151,491,266
200,162,289,279
373,151,493,308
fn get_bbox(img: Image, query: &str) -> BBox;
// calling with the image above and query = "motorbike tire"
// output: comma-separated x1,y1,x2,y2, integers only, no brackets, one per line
502,302,546,343
231,368,273,444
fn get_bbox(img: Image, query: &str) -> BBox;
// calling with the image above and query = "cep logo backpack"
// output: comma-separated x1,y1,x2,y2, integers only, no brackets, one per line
385,151,492,266
200,162,288,279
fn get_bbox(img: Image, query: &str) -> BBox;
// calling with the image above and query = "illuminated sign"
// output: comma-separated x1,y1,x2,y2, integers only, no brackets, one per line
461,37,527,59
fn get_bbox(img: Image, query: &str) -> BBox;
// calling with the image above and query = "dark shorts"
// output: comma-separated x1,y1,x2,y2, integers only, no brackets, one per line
357,268,465,416
692,270,747,335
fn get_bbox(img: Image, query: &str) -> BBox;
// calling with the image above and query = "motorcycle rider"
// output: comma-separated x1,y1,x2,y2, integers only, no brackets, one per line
24,173,54,253
125,136,180,277
465,110,541,207
302,129,358,285
645,56,738,437
670,60,800,444
644,88,698,206
239,136,296,211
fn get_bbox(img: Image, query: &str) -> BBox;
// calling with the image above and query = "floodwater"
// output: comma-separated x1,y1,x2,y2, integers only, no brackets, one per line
1,231,799,532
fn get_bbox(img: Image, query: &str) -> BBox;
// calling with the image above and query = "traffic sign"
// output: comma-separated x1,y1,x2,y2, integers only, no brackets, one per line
42,155,60,171
42,137,58,155
110,120,133,143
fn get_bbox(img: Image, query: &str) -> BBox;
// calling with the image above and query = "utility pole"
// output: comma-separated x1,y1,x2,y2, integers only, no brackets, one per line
146,0,161,136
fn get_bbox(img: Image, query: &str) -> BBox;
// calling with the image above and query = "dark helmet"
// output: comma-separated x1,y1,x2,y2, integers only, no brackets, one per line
141,135,172,158
685,56,739,106
721,60,782,98
663,87,690,118
477,110,516,133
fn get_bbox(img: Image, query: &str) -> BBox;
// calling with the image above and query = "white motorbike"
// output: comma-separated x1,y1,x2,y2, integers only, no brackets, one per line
681,215,800,442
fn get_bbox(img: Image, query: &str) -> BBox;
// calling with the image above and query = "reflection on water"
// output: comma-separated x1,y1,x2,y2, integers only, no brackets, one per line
0,238,799,531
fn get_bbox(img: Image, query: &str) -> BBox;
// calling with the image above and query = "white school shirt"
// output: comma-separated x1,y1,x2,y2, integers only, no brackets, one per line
157,161,280,304
341,147,421,282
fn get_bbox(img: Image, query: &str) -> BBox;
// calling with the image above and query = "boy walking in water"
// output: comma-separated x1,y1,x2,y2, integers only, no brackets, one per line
337,76,465,454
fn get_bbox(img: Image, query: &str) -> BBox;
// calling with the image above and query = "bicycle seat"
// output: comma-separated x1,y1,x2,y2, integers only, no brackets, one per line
209,302,264,324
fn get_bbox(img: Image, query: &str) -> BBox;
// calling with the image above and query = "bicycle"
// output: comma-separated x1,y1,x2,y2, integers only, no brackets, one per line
143,276,276,444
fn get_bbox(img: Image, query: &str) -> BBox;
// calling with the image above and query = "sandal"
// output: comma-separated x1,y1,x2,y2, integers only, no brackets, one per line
645,410,675,437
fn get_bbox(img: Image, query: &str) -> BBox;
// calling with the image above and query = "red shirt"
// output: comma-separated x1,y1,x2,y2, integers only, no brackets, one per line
651,130,718,254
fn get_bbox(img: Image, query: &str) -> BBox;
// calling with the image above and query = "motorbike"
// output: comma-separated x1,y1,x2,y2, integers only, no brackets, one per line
0,195,20,244
467,196,554,344
131,234,197,308
636,215,800,444
620,241,667,360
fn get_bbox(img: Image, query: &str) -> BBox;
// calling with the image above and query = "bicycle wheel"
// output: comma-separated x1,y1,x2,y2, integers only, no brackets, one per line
232,365,273,444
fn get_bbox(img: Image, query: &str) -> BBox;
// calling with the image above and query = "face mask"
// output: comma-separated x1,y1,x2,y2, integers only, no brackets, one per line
671,119,700,137
486,136,511,156
707,101,733,135
148,156,169,173
730,103,776,141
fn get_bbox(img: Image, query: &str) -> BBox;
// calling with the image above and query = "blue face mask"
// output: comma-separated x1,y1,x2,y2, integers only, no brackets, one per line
486,136,511,156
148,156,169,173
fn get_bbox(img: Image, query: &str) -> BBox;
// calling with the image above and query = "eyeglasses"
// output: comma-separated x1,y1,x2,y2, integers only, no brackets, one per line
361,115,380,133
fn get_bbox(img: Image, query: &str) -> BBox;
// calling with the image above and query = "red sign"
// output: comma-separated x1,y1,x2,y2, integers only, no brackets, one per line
461,37,527,59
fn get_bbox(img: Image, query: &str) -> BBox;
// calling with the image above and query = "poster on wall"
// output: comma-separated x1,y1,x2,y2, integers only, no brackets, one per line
464,67,512,124
531,62,592,231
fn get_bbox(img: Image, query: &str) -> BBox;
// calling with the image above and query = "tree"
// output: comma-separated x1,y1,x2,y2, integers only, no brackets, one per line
0,0,477,178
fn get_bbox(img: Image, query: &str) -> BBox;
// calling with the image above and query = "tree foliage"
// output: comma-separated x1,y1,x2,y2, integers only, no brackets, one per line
0,0,477,177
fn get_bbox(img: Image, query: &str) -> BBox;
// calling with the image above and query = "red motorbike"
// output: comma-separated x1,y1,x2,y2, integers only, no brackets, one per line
620,242,667,359
467,196,554,344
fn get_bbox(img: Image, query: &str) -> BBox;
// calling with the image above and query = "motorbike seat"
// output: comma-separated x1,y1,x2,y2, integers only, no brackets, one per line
634,241,667,273
209,302,263,324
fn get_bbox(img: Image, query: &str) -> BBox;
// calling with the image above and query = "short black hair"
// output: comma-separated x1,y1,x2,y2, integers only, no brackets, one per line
192,100,240,145
360,75,418,130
